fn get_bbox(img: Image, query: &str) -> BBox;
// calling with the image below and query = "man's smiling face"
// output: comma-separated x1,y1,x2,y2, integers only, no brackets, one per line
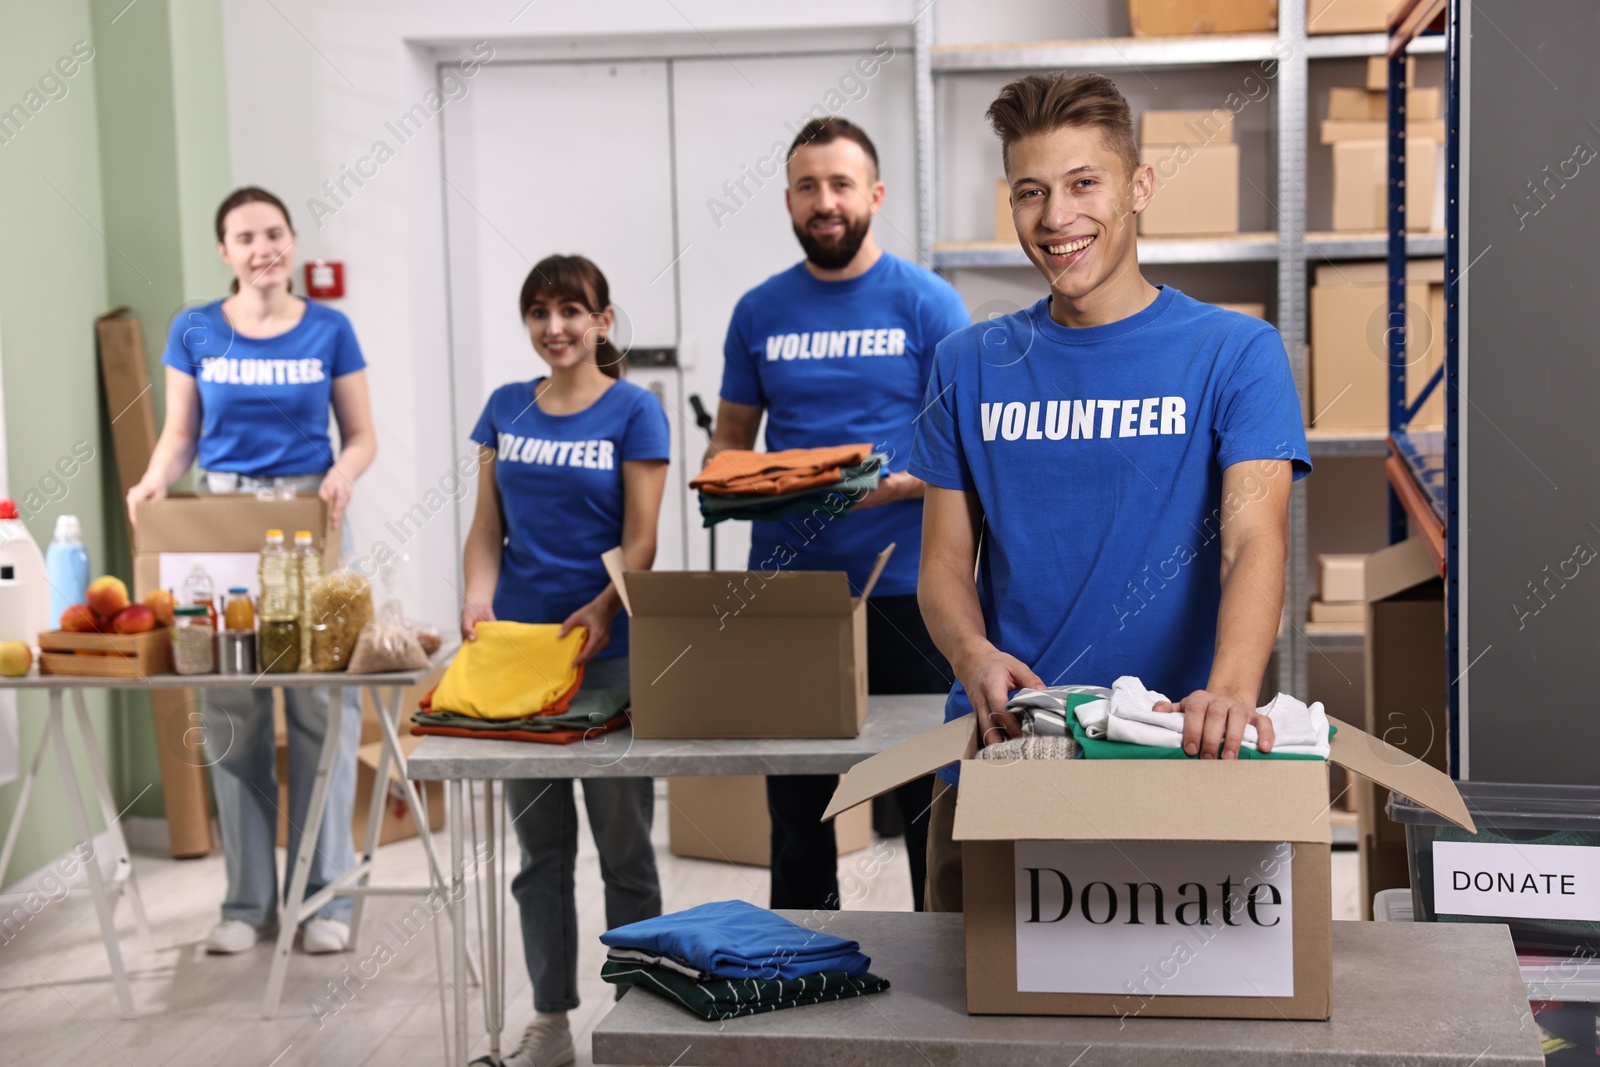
1005,125,1152,306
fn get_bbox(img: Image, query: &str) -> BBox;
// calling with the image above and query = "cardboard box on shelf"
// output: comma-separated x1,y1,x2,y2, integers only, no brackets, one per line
1128,0,1278,36
1325,87,1438,123
1215,303,1267,318
275,733,445,849
1318,553,1367,603
1367,55,1417,91
1139,142,1240,237
667,775,871,866
1310,275,1443,430
1331,137,1438,233
826,707,1469,1018
1309,600,1365,625
1321,119,1445,144
1139,108,1234,146
604,546,892,740
132,494,336,602
995,179,1016,244
1307,0,1401,35
1314,257,1444,285
1359,538,1446,916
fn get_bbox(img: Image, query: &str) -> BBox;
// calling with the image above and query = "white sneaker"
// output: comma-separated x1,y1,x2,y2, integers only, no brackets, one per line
205,919,262,955
301,918,350,954
506,1013,574,1067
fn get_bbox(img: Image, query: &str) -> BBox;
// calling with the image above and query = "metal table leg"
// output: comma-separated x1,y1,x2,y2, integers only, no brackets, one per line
69,688,152,951
450,778,470,1067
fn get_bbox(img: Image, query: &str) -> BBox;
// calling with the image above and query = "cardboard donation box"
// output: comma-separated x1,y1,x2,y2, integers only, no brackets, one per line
825,712,1470,1019
132,494,337,602
668,775,871,866
1128,0,1278,36
604,546,893,740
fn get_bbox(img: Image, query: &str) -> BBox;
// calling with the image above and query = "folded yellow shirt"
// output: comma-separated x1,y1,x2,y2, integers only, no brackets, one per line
432,622,586,721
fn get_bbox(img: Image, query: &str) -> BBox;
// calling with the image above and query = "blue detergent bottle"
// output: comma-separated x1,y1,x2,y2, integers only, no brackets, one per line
45,514,89,629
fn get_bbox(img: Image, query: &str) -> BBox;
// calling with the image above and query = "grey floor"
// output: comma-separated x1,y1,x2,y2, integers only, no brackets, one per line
0,788,1361,1066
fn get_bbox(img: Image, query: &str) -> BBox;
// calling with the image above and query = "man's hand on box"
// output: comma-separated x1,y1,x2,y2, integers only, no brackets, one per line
319,470,354,531
956,645,1045,747
1157,690,1275,760
125,480,166,525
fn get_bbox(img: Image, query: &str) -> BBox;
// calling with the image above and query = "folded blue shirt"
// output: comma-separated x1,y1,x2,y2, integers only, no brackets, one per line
600,899,870,980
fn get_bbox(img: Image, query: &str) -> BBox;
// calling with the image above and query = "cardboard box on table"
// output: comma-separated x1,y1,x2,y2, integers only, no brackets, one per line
1359,537,1447,918
824,710,1469,1019
132,494,338,602
667,775,871,866
602,546,892,740
1127,0,1278,36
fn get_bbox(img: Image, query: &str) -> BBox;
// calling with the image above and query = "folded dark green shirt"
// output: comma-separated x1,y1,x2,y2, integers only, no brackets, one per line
412,689,629,732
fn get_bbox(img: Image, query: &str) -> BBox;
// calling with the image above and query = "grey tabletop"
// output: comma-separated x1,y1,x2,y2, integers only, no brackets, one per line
406,694,946,780
592,912,1543,1067
0,665,439,690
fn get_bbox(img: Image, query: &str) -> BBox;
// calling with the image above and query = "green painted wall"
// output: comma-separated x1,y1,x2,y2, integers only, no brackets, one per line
0,0,229,883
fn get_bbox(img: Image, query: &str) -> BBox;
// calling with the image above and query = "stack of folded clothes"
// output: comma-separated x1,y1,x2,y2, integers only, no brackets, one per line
599,899,890,1020
690,443,886,528
409,621,630,745
1062,675,1333,760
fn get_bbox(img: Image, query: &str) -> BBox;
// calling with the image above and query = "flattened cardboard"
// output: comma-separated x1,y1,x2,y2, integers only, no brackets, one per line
95,308,158,499
1140,108,1235,146
953,759,1332,844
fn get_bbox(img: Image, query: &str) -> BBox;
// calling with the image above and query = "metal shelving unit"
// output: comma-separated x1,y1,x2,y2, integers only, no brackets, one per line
911,10,1443,700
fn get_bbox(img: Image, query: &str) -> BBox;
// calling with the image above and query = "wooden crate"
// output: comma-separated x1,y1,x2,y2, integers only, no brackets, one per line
39,627,174,677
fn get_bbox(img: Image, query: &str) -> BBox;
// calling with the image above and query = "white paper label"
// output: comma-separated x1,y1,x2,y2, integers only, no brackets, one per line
1432,841,1600,921
1014,840,1294,998
158,552,261,606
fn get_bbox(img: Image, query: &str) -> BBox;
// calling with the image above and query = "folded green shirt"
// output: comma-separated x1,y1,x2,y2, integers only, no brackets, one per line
699,456,886,528
412,688,629,732
601,960,890,1021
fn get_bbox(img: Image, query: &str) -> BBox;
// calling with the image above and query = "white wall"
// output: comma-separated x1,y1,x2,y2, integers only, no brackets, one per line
218,0,920,627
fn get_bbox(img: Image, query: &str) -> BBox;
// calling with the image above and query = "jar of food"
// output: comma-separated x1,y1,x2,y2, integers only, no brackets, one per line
224,587,255,631
173,606,215,675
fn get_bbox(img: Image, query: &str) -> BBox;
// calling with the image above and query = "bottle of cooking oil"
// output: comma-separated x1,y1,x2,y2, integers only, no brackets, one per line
257,529,300,673
293,531,320,672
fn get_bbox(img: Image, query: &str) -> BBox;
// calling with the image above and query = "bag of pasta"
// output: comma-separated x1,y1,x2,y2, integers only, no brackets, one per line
347,599,430,674
307,569,374,672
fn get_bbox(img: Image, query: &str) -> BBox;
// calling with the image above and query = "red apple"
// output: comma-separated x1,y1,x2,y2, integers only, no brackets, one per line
86,576,130,620
109,604,156,634
60,603,100,633
142,589,175,627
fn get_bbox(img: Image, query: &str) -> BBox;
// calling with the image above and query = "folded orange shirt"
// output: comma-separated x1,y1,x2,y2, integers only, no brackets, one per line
690,443,873,497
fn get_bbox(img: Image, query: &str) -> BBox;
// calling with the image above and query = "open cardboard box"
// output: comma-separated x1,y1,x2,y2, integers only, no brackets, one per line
825,710,1471,1020
601,546,893,740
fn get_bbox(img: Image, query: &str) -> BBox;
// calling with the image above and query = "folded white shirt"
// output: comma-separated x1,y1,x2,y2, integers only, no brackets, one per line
1075,675,1330,759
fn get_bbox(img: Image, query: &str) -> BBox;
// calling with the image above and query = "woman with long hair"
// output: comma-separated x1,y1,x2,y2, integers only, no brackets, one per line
461,254,668,1067
127,187,375,955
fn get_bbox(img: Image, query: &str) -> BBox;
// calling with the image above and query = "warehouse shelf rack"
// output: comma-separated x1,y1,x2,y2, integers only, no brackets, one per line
911,6,1448,700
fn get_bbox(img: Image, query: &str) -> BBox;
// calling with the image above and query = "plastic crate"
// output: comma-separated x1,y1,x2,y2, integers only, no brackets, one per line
1388,782,1600,956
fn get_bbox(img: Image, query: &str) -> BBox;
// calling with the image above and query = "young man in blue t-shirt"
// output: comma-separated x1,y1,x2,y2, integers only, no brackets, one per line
911,73,1312,911
709,117,971,912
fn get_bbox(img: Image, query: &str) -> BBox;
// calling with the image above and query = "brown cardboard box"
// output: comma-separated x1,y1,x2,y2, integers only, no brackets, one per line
1331,137,1437,232
1310,277,1443,429
1318,553,1367,602
1139,142,1240,237
1140,108,1235,146
95,309,159,503
132,494,336,601
667,775,871,866
1367,55,1417,91
1326,88,1439,123
1215,303,1267,318
1321,119,1445,144
1308,600,1365,624
1308,0,1400,34
604,547,892,740
276,733,445,848
1358,538,1446,915
1314,257,1444,285
826,709,1469,1019
995,179,1016,244
1128,0,1278,36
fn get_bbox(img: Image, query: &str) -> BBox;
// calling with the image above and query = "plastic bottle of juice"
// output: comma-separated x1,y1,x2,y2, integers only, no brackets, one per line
182,561,218,629
293,531,320,672
224,587,255,631
257,529,299,673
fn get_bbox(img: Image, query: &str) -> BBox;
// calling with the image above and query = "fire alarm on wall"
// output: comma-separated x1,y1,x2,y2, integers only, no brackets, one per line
305,260,345,299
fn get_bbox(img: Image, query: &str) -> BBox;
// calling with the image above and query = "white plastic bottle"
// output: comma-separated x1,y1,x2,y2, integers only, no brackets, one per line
44,514,89,633
0,500,49,643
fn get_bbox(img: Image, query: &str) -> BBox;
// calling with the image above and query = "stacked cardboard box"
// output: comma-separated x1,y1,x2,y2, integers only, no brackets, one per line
1325,61,1440,231
1307,0,1402,35
1138,109,1240,237
1310,257,1445,430
1310,553,1366,625
1127,0,1278,36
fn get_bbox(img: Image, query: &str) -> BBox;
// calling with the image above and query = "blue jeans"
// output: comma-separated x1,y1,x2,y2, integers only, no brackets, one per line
505,655,661,1012
203,685,361,926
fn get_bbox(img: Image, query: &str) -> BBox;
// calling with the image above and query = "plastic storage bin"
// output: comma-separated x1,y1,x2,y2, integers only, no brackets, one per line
1388,782,1600,955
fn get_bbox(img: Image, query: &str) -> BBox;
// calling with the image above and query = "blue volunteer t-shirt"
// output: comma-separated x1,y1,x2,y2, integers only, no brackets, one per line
470,378,671,660
720,253,970,596
909,287,1311,784
162,299,366,477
